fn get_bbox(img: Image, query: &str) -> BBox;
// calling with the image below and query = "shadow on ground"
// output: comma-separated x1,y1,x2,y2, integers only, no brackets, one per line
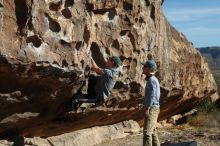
162,141,197,146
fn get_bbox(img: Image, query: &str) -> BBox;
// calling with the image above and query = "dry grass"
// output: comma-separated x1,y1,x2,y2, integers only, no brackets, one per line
188,111,220,127
213,70,220,95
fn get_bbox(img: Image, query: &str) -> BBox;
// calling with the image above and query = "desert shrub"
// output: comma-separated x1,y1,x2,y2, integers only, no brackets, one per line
196,99,218,113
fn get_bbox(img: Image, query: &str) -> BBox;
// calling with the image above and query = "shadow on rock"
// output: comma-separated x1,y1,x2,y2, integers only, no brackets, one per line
162,141,197,146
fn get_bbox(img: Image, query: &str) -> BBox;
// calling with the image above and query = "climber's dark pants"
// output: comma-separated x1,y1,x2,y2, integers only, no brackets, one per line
71,75,99,110
87,74,97,99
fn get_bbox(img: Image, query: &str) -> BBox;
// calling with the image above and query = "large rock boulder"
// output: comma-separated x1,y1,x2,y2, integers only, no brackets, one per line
0,0,218,137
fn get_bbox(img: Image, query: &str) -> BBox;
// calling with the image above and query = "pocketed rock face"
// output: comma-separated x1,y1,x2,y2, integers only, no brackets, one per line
0,0,218,137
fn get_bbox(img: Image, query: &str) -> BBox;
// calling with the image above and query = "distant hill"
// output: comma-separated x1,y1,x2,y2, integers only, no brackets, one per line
198,47,220,58
198,47,220,96
197,46,220,70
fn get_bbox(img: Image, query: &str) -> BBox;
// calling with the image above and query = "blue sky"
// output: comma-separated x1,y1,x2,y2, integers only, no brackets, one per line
163,0,220,48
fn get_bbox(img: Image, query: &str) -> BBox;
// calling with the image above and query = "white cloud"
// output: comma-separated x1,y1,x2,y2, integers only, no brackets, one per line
164,7,220,22
179,27,220,47
183,27,220,36
168,7,220,15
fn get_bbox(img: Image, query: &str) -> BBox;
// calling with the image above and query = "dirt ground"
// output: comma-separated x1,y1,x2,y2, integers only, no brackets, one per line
95,124,220,146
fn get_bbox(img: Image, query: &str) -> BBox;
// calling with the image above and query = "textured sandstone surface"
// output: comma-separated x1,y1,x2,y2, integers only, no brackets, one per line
24,120,140,146
0,0,218,137
0,120,140,146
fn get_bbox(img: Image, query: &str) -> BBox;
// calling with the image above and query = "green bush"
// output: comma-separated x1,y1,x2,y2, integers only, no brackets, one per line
196,99,218,113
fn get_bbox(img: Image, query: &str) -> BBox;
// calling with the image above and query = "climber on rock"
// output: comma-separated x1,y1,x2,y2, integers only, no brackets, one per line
70,55,122,111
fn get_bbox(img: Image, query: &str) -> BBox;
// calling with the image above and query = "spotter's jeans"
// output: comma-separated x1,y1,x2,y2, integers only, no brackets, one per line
143,106,160,146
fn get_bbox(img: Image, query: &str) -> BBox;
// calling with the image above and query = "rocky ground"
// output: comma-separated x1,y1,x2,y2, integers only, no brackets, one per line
95,124,220,146
96,109,220,146
0,123,219,146
0,109,219,146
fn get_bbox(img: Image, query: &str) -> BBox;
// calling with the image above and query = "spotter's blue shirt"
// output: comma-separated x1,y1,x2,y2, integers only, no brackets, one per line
144,75,160,107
